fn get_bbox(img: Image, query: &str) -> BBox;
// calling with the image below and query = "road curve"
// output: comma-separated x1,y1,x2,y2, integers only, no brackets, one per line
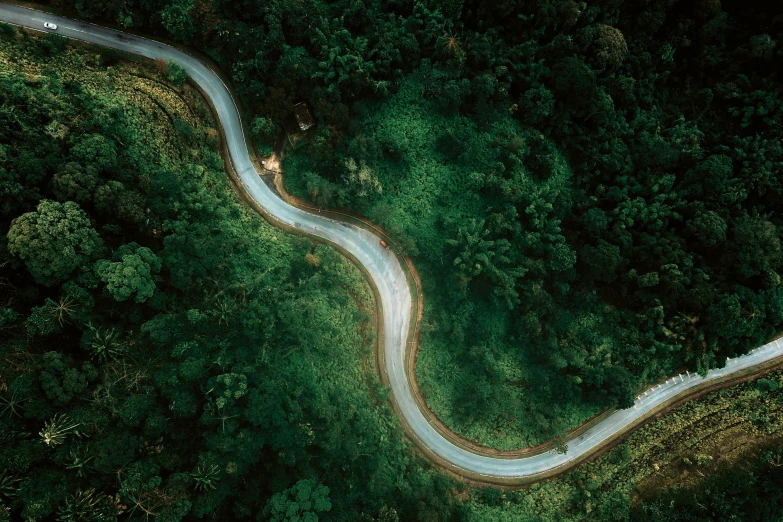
4,2,783,482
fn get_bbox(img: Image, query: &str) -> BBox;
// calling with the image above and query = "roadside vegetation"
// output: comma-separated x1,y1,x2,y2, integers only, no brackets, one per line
46,0,783,453
279,0,783,449
5,0,783,517
465,368,783,521
0,27,462,521
255,0,783,450
282,74,603,449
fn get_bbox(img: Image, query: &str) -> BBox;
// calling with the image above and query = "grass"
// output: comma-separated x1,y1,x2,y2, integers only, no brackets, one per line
463,369,783,520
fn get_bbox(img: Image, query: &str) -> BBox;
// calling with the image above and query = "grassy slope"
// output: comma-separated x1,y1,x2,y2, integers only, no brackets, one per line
283,69,601,449
464,369,783,521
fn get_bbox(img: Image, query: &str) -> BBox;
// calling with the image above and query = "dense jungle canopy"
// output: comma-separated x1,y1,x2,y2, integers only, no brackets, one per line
3,0,783,520
64,0,783,446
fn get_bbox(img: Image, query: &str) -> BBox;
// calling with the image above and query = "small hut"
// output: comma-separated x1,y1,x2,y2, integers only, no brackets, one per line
293,102,315,131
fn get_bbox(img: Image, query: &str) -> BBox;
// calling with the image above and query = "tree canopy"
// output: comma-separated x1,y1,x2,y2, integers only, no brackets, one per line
0,30,461,522
8,200,104,286
5,0,783,516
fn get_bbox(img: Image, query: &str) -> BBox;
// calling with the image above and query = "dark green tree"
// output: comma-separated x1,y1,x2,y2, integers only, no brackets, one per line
94,243,162,303
7,200,104,286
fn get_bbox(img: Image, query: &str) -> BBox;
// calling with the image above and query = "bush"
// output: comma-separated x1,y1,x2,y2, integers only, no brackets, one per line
166,59,187,87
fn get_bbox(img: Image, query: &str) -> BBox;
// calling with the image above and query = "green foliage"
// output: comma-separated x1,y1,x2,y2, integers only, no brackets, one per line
343,157,382,198
0,33,461,522
687,211,727,247
285,70,594,448
631,451,783,521
264,479,331,522
0,471,22,501
0,308,18,328
210,373,247,409
6,2,783,519
70,134,117,172
52,163,100,203
467,371,783,521
251,116,279,142
166,59,187,88
7,200,104,286
94,243,161,303
271,0,783,452
0,388,26,419
0,21,16,39
160,0,195,44
81,324,124,363
519,85,555,125
757,378,780,393
552,57,596,108
25,300,63,337
252,116,279,156
39,352,97,406
190,464,219,492
586,24,628,71
57,489,120,522
65,445,96,478
39,413,84,447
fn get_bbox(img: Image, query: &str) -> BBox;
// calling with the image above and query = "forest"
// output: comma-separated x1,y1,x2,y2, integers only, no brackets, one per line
2,0,783,518
0,28,461,521
275,0,783,448
50,0,783,449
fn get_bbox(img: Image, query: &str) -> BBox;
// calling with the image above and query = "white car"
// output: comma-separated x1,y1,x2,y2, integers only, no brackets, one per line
43,22,57,30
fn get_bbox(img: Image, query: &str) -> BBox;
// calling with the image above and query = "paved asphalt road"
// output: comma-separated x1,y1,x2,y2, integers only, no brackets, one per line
4,3,783,480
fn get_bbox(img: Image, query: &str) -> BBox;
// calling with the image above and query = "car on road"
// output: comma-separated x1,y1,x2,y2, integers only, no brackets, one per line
43,22,57,30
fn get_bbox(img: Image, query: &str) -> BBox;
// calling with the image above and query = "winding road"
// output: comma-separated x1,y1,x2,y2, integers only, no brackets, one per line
3,2,783,484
